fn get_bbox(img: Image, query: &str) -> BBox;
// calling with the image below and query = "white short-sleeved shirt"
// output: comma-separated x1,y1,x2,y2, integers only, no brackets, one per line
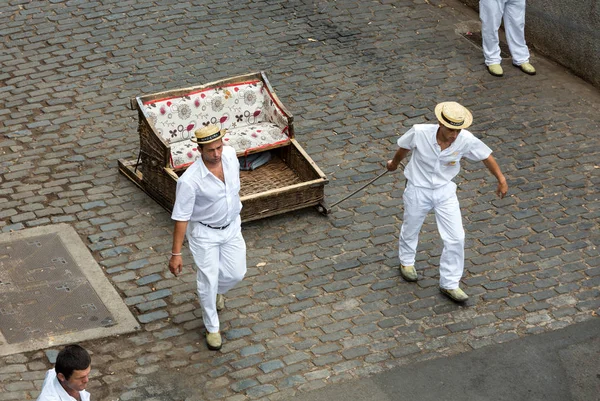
36,369,91,401
398,124,492,189
171,146,242,227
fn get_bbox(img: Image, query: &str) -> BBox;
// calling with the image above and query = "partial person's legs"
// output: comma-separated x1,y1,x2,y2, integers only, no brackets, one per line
187,223,222,334
187,222,237,350
433,183,465,290
504,0,530,65
480,0,506,66
217,228,247,295
191,241,221,333
399,185,433,267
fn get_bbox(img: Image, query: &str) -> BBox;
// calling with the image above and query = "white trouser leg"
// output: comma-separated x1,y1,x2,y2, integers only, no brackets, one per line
187,217,246,333
504,0,529,65
399,184,433,267
217,229,247,295
480,0,506,66
433,183,465,290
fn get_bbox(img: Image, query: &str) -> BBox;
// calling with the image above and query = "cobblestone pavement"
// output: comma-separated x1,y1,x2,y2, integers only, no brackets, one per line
1,0,599,400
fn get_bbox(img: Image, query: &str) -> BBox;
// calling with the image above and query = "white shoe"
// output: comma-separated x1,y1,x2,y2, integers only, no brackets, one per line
440,287,469,303
487,64,504,77
514,62,536,75
400,265,418,282
206,332,222,350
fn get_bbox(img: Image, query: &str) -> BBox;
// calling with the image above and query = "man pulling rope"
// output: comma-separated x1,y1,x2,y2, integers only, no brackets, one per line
387,102,508,302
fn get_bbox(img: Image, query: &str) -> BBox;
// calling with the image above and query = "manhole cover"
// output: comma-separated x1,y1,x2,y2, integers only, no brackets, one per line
461,31,511,59
0,224,139,356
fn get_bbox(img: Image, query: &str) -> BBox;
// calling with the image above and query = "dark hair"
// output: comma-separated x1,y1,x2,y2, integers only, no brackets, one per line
55,345,91,380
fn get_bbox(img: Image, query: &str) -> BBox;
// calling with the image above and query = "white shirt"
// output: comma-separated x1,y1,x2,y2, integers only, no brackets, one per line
36,369,91,401
171,146,242,226
398,124,492,189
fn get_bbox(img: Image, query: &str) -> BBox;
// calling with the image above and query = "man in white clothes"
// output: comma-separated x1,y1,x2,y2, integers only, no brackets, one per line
169,124,246,350
37,344,91,401
387,101,508,302
480,0,536,77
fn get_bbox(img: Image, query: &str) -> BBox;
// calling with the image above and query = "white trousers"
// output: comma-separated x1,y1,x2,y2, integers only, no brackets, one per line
186,215,246,333
480,0,530,65
399,182,465,289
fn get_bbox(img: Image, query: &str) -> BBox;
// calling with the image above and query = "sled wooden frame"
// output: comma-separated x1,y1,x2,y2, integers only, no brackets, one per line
118,72,328,222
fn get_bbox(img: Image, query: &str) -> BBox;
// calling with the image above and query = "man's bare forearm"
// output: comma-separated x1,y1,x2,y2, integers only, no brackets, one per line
171,221,188,254
482,155,505,183
482,155,508,198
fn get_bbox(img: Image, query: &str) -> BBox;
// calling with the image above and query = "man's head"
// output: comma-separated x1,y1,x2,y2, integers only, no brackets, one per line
192,124,226,166
55,344,91,393
437,124,461,144
198,138,224,165
434,101,472,130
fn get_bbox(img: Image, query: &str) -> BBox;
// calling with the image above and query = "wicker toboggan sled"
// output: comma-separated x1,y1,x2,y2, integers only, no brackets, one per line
118,72,328,222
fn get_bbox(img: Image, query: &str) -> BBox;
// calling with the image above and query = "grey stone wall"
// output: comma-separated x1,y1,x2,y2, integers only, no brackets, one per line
461,0,600,88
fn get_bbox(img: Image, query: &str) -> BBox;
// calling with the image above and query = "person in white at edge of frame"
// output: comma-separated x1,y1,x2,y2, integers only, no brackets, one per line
169,124,247,351
387,102,508,303
37,344,91,401
480,0,536,77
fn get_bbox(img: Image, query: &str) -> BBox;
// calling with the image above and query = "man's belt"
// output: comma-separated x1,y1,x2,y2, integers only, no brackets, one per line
198,221,230,230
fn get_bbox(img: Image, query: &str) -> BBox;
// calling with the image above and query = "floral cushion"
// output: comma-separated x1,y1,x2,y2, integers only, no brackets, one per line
225,123,289,154
169,122,288,170
142,80,291,169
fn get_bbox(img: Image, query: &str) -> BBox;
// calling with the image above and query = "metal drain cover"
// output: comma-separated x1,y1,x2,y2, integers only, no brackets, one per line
0,224,139,356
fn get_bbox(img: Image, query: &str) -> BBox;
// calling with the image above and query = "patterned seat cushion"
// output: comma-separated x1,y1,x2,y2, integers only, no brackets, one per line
170,122,289,169
142,79,291,170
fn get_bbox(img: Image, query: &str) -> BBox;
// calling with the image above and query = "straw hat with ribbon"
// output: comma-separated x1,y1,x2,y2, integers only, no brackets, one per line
191,124,226,144
434,102,473,130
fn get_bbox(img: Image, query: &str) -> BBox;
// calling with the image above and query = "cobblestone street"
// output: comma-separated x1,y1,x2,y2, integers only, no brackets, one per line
0,0,599,400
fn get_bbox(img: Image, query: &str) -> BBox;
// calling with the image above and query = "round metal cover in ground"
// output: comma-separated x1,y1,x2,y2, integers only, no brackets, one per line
0,224,139,356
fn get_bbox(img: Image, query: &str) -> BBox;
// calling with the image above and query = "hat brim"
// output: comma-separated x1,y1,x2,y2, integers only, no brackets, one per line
434,103,473,130
190,129,226,144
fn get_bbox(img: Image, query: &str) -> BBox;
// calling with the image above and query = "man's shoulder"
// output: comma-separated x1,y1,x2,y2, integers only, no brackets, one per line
413,123,437,130
412,124,438,134
459,128,475,138
36,392,59,401
36,370,58,401
222,145,236,158
456,129,489,152
222,146,239,168
457,129,481,144
178,159,204,183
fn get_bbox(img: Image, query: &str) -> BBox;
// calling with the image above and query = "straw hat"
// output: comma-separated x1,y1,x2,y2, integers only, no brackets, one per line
434,102,473,129
191,124,226,144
